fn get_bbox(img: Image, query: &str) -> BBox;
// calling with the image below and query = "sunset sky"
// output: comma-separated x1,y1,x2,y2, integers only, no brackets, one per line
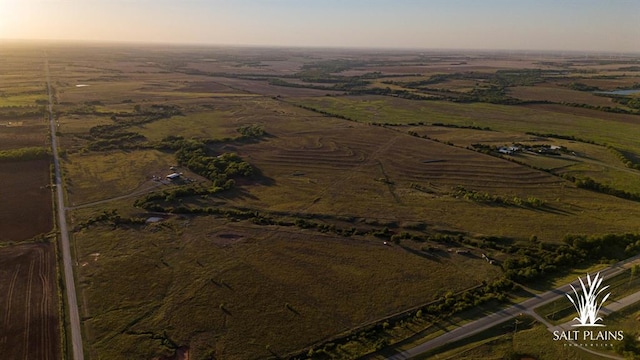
1,0,638,52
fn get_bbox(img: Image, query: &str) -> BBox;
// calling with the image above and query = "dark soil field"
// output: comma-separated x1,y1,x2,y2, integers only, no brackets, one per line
0,118,49,150
0,160,53,242
0,243,61,359
0,46,61,360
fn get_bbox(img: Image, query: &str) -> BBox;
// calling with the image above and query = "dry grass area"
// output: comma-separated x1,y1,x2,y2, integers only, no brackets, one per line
218,101,640,241
34,44,640,359
75,217,500,360
296,95,640,155
508,85,616,106
62,150,178,205
556,76,640,90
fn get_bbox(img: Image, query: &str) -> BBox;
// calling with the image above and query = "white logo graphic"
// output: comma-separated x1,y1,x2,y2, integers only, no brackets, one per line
566,272,610,327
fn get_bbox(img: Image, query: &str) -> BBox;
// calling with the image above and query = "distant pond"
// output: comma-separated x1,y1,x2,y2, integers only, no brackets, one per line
595,89,640,96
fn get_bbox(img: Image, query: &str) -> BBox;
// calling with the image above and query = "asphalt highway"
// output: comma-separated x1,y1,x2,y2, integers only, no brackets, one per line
386,253,640,359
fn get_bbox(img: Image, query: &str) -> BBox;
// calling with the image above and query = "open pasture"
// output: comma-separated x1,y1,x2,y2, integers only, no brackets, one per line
0,160,53,242
508,84,617,107
136,110,242,142
187,99,640,241
184,60,300,76
413,126,530,146
208,76,343,97
0,118,48,150
38,46,640,359
0,242,60,360
295,95,640,153
418,127,640,194
134,96,328,142
555,75,640,90
62,149,178,205
75,216,500,360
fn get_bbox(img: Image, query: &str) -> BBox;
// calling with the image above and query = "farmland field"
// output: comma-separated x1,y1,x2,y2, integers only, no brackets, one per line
24,43,640,359
0,243,61,360
0,160,53,242
0,46,61,360
0,49,54,243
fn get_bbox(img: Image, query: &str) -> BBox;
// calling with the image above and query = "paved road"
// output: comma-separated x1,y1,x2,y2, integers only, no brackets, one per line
46,59,85,360
542,289,640,360
386,253,640,359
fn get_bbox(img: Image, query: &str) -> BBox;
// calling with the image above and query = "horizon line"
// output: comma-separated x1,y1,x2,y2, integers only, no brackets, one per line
2,37,639,56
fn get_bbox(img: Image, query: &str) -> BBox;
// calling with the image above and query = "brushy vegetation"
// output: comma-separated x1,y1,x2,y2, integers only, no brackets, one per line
567,82,602,92
0,147,50,162
133,137,254,211
432,122,492,131
524,131,600,145
566,175,640,202
236,123,266,138
83,105,182,151
163,136,252,183
608,146,640,170
451,186,546,208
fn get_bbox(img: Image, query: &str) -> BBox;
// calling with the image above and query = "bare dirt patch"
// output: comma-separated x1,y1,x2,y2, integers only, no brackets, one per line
0,159,53,242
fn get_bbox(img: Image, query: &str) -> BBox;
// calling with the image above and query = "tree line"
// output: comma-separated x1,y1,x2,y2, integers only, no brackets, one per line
0,147,50,162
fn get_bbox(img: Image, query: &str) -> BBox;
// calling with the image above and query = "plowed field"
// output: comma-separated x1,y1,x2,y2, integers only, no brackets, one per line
0,243,60,359
0,160,53,242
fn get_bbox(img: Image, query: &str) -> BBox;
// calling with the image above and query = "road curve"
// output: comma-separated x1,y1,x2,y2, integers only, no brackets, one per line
45,58,85,360
386,253,640,359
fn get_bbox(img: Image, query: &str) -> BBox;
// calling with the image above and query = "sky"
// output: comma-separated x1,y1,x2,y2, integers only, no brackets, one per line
0,0,639,52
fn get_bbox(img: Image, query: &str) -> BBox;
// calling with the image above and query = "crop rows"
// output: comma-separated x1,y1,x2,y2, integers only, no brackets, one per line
0,244,59,359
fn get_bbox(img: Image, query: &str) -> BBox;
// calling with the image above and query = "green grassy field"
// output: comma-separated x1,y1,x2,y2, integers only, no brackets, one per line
135,110,241,142
293,96,640,153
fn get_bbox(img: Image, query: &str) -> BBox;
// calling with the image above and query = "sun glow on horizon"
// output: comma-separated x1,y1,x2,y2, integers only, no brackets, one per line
0,1,38,40
0,0,638,52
